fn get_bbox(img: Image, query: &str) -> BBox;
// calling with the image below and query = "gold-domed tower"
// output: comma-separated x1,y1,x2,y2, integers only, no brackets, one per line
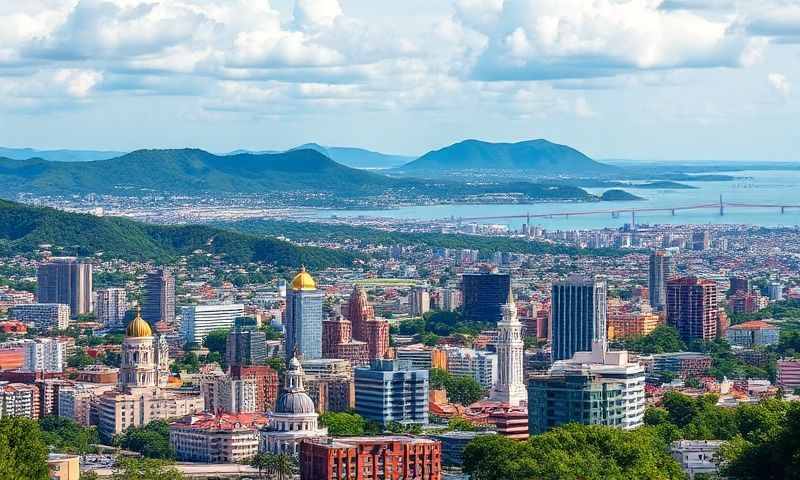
126,306,153,337
290,266,317,291
120,306,157,393
285,266,324,361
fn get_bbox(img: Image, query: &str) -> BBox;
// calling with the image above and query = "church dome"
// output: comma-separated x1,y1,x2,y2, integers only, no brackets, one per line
126,307,153,337
290,266,316,291
275,391,316,415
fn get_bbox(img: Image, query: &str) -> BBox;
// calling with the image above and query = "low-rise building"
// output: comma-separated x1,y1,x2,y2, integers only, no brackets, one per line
778,358,800,392
170,412,269,464
9,303,70,330
47,454,80,480
645,352,713,379
300,436,442,480
670,440,724,479
725,320,779,347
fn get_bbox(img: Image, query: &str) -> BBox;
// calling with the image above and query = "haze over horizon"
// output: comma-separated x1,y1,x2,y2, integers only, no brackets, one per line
1,0,798,162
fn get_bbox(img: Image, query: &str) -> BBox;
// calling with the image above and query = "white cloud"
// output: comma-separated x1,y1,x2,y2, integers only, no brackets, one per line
293,0,343,30
0,68,102,112
768,73,791,97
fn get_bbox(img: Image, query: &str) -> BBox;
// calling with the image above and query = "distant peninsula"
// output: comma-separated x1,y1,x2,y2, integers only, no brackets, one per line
600,189,644,201
634,181,697,190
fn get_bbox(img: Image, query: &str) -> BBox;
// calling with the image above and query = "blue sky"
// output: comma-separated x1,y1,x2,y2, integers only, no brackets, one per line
0,0,798,161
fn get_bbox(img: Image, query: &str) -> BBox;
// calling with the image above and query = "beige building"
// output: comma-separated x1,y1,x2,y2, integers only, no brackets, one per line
170,412,269,463
97,308,203,440
47,454,80,480
58,383,116,426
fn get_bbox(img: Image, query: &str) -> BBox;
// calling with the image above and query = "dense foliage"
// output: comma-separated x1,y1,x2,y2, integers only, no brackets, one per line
224,219,630,258
617,325,685,354
0,199,358,269
112,458,185,480
0,417,50,480
114,420,174,459
462,423,684,480
430,368,485,406
319,412,381,436
40,416,99,454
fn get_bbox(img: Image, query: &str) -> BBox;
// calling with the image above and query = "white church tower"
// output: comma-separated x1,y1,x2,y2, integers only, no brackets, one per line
490,290,527,406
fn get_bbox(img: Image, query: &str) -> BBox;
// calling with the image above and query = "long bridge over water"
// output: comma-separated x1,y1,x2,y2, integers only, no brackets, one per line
455,196,800,226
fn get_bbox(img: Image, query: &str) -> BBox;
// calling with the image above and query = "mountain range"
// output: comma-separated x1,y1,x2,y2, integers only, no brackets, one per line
396,139,619,176
0,147,125,162
0,199,358,268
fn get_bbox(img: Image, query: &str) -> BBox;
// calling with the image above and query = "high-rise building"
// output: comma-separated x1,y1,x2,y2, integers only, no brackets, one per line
551,276,607,361
666,277,719,343
9,303,70,330
729,277,750,295
226,317,268,367
346,285,389,361
692,231,710,251
410,286,430,317
142,268,175,325
200,374,257,413
95,288,127,328
490,291,526,406
322,315,369,367
528,342,645,434
181,304,245,345
648,250,675,311
229,365,280,413
300,436,442,480
36,257,93,318
768,282,784,301
354,359,428,426
259,355,327,456
23,338,66,373
302,358,355,414
285,267,324,360
438,288,461,312
461,269,511,323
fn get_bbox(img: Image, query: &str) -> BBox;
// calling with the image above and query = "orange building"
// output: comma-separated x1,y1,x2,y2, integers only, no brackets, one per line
300,436,442,480
607,300,662,340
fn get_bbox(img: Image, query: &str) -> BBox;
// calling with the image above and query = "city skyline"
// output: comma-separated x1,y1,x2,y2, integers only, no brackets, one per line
0,0,798,161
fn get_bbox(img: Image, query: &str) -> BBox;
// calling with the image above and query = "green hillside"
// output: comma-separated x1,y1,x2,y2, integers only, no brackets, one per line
0,200,358,268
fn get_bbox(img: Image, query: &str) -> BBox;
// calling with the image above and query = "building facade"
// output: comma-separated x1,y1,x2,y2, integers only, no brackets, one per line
23,338,66,373
95,288,128,328
354,359,429,426
551,276,608,361
461,270,511,323
490,291,527,406
666,277,720,343
285,267,324,360
725,320,779,347
346,285,390,361
649,250,675,311
170,412,268,463
9,303,70,330
226,317,268,367
142,268,176,325
322,315,369,367
36,257,93,318
410,286,430,317
181,304,245,345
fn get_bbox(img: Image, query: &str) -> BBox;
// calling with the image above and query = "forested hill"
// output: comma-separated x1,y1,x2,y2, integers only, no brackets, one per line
0,200,359,268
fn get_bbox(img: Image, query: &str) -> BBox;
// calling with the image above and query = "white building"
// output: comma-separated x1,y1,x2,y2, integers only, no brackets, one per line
181,304,244,345
95,288,128,328
58,383,116,426
200,372,257,414
444,347,497,389
490,291,527,406
23,338,66,373
670,440,724,479
410,286,430,317
9,303,70,330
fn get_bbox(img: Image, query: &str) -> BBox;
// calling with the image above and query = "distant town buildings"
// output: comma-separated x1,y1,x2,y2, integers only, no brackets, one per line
551,276,608,361
36,257,92,318
285,267,324,360
9,303,70,330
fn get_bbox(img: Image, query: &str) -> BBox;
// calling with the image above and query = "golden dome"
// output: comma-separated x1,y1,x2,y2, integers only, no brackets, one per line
126,307,153,337
290,266,317,291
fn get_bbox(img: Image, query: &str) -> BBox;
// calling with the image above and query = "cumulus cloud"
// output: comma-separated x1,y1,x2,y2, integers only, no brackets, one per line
745,6,800,43
463,0,759,81
768,73,791,98
0,68,102,112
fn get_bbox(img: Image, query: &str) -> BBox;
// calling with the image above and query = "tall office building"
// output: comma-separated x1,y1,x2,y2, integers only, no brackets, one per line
551,276,607,361
410,286,430,317
142,269,175,325
648,250,675,311
462,269,511,323
95,288,127,328
490,291,526,406
528,342,645,434
285,267,324,360
729,277,750,295
36,257,92,318
354,359,429,426
666,277,720,343
692,231,711,251
346,285,390,361
181,304,245,345
226,317,268,367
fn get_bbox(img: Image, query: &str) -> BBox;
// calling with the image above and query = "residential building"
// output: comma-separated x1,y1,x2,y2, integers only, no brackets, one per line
228,365,280,413
170,412,269,463
285,267,324,360
57,383,115,425
490,291,526,406
395,344,447,370
666,277,720,343
201,374,257,414
725,320,779,347
729,277,750,294
551,276,608,361
142,268,175,325
438,287,461,312
670,440,724,479
692,230,710,251
302,358,355,414
259,355,327,457
23,338,66,373
354,359,428,426
410,286,430,317
606,300,661,340
9,303,70,330
645,352,713,379
768,283,784,301
181,304,245,345
36,257,92,318
300,436,442,480
0,382,39,418
649,250,675,311
444,347,497,389
47,454,80,480
778,358,800,391
461,269,511,323
95,288,127,328
528,341,645,434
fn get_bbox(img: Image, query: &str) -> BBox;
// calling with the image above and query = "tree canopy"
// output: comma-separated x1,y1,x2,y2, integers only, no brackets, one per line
114,420,174,459
112,458,185,480
429,368,484,406
0,417,50,480
39,416,99,454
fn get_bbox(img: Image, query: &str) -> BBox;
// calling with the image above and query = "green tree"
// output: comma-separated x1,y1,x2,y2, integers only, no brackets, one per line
251,453,297,480
265,356,286,377
112,458,185,480
67,350,95,368
0,417,49,480
620,325,686,354
319,412,367,436
446,375,484,406
114,420,174,459
203,328,230,356
39,416,99,454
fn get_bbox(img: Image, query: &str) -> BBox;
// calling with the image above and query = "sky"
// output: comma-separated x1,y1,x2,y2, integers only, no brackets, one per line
0,0,798,161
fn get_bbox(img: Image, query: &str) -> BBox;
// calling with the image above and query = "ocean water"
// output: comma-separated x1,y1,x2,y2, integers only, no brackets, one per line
320,170,800,230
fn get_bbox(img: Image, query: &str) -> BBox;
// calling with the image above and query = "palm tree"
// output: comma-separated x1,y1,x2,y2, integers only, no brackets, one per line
250,453,270,480
268,453,297,480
